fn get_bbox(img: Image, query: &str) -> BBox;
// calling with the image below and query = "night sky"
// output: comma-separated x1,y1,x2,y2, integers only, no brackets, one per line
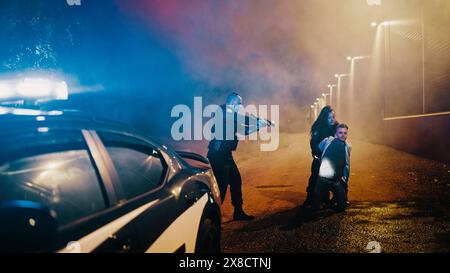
0,0,385,141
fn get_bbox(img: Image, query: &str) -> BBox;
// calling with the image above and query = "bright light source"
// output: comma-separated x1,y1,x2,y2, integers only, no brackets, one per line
55,81,68,100
352,55,371,61
335,74,339,78
0,81,14,99
37,127,49,133
16,78,52,98
310,105,315,109
319,158,335,178
367,0,381,6
28,218,36,227
316,98,320,101
0,77,69,102
47,110,63,116
347,56,353,61
45,161,60,170
335,74,349,79
371,22,378,27
12,108,43,116
36,116,46,121
322,93,326,96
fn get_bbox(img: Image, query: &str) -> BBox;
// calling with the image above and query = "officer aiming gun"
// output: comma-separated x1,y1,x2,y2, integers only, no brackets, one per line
207,92,272,221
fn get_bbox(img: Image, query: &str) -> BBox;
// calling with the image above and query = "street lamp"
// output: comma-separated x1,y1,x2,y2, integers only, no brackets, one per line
327,84,337,107
310,104,315,121
347,56,371,62
313,101,318,120
334,73,349,114
347,55,371,122
366,0,381,6
322,93,330,105
316,97,324,110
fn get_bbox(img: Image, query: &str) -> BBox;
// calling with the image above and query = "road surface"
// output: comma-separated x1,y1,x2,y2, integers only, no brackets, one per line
220,133,450,253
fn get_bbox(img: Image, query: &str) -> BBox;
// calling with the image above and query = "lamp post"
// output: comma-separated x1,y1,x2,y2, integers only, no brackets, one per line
347,56,371,122
310,105,315,123
313,102,318,120
347,56,371,99
366,0,381,6
334,73,349,115
322,93,330,105
327,84,337,107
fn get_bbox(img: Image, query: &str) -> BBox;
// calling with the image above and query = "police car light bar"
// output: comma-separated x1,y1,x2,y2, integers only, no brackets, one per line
0,78,69,102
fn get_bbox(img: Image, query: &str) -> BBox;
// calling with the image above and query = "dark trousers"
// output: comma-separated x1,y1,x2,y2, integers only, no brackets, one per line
305,157,321,204
312,177,347,212
207,151,243,209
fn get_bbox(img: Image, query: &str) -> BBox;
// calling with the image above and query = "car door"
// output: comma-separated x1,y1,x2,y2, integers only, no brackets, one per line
63,129,141,253
92,131,184,252
0,128,135,252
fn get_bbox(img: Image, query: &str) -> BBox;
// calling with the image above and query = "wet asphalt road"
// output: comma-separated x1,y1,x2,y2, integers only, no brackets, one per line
219,133,450,253
221,201,449,253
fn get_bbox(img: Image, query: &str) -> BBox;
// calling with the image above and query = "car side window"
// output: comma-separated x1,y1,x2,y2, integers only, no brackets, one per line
0,132,106,227
98,132,166,200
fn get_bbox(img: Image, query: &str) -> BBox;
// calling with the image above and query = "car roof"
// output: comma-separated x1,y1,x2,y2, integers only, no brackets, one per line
0,106,136,136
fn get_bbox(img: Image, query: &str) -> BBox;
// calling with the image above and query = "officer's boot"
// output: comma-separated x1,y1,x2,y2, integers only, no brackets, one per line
233,207,255,221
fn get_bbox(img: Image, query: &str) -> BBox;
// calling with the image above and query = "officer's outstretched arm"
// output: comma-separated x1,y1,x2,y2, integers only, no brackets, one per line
236,114,267,135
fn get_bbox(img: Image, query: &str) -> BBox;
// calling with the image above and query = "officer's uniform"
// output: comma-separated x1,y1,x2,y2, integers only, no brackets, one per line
207,104,260,215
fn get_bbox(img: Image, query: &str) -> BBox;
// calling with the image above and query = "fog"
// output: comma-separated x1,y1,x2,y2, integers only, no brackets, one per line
1,0,448,155
119,0,379,114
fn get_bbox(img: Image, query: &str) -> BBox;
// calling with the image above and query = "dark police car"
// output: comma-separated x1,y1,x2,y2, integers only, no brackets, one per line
0,78,222,253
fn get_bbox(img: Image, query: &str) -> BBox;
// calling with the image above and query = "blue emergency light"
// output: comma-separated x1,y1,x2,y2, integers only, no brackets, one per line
0,78,69,103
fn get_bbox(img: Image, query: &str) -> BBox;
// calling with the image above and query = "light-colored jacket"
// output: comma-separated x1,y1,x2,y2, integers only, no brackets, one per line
318,136,351,184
